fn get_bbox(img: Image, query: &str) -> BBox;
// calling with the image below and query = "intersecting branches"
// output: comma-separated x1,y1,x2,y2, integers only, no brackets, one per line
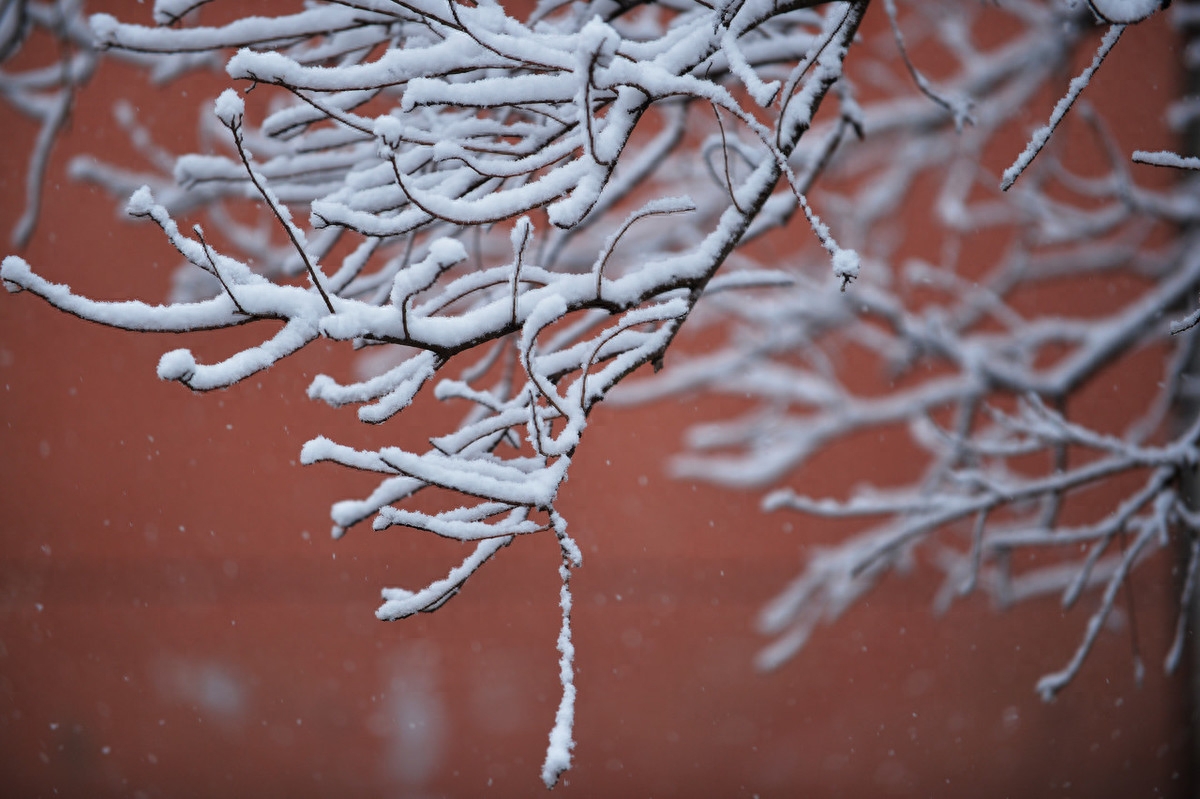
2,0,876,785
615,0,1198,700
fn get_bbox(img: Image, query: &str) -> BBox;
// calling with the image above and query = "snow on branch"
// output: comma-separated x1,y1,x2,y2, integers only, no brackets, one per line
2,1,99,247
2,0,877,785
617,0,1200,704
1133,149,1200,170
7,0,1190,782
1001,22,1125,191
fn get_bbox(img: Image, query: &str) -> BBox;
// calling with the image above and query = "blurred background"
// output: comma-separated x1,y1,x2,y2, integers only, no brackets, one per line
0,2,1195,797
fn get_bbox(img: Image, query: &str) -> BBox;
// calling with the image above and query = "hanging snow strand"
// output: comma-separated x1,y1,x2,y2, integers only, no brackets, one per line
542,510,582,789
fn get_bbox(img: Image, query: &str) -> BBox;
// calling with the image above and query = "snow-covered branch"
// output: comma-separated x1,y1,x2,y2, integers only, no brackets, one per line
5,0,1194,783
616,0,1198,704
2,0,876,784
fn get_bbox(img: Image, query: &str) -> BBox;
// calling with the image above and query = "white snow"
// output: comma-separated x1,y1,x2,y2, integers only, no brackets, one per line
213,89,244,128
156,349,196,382
9,0,1189,787
1087,0,1163,23
1001,24,1125,191
831,248,860,284
1132,149,1200,170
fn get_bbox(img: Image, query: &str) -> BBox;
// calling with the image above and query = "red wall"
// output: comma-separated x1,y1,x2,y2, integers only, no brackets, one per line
0,4,1193,797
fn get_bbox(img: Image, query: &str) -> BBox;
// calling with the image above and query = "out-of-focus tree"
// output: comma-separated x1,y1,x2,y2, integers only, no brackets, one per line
1,0,1194,786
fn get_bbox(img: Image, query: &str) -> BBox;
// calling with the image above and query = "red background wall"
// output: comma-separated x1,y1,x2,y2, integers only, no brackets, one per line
0,3,1194,797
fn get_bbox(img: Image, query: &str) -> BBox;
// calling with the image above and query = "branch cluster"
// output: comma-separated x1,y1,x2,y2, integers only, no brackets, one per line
616,0,1200,701
2,0,875,784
